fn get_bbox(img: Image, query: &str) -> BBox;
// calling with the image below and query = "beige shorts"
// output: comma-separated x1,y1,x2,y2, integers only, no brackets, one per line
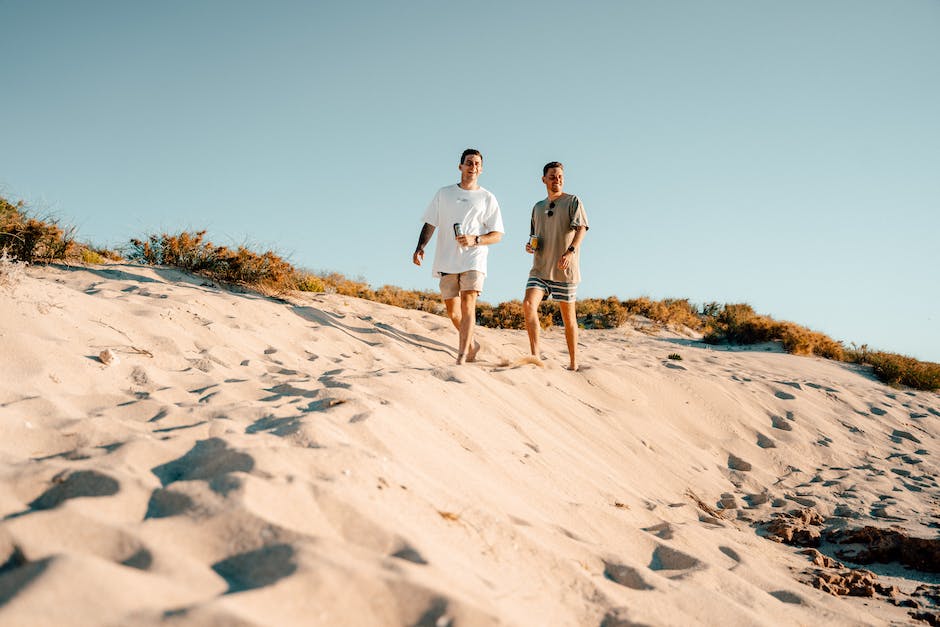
439,270,485,299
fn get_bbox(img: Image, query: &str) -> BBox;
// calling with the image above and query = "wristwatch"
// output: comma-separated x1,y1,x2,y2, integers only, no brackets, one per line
567,245,575,253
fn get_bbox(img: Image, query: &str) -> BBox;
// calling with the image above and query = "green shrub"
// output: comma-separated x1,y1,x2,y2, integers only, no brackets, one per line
80,248,105,264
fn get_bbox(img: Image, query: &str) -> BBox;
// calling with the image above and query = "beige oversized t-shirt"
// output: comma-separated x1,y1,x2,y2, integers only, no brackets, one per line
528,193,589,283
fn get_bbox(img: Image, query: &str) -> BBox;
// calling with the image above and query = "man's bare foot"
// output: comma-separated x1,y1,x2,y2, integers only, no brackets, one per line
566,363,579,371
466,341,481,363
456,353,466,365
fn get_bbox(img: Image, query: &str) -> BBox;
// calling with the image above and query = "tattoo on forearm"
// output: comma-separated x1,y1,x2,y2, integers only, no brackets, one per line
415,223,434,251
416,223,435,251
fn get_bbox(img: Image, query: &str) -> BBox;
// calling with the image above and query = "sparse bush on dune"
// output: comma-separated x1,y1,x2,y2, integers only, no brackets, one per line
845,346,940,391
373,284,442,314
80,246,123,264
703,303,845,360
294,271,326,293
577,297,629,329
479,300,532,330
129,231,298,293
624,296,704,331
1,196,76,262
321,273,376,300
1,195,121,265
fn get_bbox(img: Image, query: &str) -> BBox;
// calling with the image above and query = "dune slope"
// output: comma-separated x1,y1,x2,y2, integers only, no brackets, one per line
1,264,938,626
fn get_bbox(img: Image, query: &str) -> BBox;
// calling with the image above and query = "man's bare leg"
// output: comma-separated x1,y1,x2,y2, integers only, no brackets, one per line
444,296,470,363
559,300,579,370
444,297,461,331
523,287,544,358
456,290,478,365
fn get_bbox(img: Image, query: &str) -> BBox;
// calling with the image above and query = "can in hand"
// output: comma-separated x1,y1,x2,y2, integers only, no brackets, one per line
453,223,464,238
529,234,539,250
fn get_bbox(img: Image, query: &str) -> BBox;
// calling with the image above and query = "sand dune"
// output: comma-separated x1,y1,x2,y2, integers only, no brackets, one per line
1,264,938,626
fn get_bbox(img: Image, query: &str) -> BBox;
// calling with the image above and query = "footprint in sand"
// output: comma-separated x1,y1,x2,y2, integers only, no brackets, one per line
744,492,770,507
212,543,298,593
647,545,704,576
319,372,351,389
261,383,320,402
774,390,796,400
430,367,466,383
246,415,304,437
770,415,792,431
890,429,922,445
756,432,776,449
27,470,120,511
121,547,153,570
151,438,254,486
641,522,674,540
144,487,196,519
728,454,752,472
390,543,428,565
604,561,655,590
839,420,862,434
719,546,741,564
769,590,806,604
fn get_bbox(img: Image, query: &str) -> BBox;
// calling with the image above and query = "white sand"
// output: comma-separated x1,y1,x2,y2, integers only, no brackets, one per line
1,263,938,626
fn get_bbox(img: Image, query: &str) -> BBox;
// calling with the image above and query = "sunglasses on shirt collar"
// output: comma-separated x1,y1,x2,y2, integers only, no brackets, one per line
547,201,555,217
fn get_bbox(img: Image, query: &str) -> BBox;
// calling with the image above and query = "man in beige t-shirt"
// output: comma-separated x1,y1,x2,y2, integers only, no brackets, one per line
523,161,589,370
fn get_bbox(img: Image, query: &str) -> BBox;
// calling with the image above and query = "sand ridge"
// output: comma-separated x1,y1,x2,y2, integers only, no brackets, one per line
1,263,939,626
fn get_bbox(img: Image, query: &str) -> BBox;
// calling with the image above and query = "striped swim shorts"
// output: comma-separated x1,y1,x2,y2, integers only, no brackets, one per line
525,276,577,303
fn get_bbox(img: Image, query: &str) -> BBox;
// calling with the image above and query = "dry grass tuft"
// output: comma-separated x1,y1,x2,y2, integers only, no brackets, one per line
129,231,298,294
0,249,27,293
1,196,76,262
703,303,844,360
845,345,940,391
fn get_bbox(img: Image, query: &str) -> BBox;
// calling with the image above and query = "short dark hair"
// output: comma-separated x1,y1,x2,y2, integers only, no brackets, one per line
461,148,483,165
543,161,563,176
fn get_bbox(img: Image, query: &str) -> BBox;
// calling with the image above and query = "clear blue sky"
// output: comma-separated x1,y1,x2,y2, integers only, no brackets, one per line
2,1,938,362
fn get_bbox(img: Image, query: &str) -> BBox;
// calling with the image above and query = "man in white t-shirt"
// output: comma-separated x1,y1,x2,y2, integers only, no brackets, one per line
413,148,504,365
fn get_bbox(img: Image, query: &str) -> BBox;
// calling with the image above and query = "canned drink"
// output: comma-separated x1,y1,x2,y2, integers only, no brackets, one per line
453,223,464,237
529,234,539,250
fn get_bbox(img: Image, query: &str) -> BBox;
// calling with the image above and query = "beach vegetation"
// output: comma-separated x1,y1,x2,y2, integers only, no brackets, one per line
1,195,76,262
0,249,27,292
703,303,845,360
845,345,940,391
128,230,297,293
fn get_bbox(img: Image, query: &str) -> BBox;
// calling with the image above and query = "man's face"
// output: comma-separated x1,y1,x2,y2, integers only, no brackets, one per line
543,167,564,194
459,154,483,181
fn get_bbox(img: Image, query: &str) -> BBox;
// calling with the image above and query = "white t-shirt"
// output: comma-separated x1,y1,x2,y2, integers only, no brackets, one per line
421,184,504,278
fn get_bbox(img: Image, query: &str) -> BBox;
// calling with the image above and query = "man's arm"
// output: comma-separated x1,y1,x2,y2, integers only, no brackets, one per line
413,223,435,266
462,231,503,247
557,226,587,270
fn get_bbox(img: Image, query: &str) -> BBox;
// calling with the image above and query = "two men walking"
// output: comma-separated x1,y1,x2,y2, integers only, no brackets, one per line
414,149,589,369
